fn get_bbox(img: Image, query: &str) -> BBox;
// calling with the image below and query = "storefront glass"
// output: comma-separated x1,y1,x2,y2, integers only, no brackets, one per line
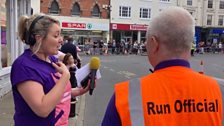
141,31,146,42
0,0,8,68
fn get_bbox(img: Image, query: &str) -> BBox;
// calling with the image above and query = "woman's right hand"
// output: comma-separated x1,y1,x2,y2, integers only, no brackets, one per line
52,62,70,78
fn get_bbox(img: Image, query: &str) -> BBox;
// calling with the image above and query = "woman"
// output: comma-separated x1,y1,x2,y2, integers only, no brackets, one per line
62,53,78,117
11,14,89,126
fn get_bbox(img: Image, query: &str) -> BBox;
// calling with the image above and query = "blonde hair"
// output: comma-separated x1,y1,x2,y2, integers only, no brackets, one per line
18,14,59,53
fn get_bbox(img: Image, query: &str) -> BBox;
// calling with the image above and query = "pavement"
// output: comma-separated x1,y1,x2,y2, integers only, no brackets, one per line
0,91,86,126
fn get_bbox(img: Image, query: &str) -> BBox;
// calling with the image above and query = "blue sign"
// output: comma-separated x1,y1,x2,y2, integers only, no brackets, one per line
212,29,224,34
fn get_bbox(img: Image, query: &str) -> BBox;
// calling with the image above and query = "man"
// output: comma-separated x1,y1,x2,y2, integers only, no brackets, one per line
102,7,224,126
60,36,80,118
61,36,81,68
191,41,196,56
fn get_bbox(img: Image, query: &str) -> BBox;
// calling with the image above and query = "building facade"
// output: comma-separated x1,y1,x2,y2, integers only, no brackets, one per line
0,0,32,97
40,0,110,45
110,0,177,44
178,0,224,46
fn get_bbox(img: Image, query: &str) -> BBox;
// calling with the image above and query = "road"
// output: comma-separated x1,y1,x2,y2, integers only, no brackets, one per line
81,53,224,126
0,53,223,126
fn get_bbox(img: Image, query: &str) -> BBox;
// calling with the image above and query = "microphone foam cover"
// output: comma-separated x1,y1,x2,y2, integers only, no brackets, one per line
89,57,100,69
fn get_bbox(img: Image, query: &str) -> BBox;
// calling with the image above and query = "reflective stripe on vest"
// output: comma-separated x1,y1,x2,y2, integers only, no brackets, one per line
215,77,224,126
129,78,144,126
128,77,224,126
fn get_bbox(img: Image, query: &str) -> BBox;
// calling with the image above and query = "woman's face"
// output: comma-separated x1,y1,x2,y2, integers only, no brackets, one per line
41,23,63,55
68,55,75,64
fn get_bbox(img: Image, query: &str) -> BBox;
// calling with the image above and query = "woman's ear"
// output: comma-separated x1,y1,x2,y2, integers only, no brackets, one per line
35,35,42,43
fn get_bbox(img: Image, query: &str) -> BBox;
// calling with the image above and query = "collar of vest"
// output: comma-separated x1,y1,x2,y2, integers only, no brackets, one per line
154,59,190,71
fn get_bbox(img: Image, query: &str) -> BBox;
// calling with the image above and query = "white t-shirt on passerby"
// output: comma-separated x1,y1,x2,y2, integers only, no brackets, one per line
219,43,222,49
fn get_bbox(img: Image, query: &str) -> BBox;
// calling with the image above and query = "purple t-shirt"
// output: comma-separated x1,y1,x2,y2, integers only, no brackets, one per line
10,49,63,126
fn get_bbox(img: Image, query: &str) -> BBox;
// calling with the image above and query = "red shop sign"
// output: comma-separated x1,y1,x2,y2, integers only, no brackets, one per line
62,22,86,29
111,23,148,31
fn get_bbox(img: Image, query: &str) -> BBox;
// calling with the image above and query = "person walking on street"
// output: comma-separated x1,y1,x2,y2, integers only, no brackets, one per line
102,7,224,126
11,14,90,126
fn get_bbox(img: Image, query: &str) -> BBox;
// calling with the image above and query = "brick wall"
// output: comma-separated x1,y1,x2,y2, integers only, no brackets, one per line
40,0,109,18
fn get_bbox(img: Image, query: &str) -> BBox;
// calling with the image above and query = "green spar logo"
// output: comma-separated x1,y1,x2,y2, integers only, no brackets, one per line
87,23,92,29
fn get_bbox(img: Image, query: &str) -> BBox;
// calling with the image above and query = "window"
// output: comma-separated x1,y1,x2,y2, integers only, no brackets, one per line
49,0,60,14
208,0,213,8
160,0,170,2
187,0,192,6
140,8,151,19
71,3,80,16
218,15,224,26
220,0,224,9
0,0,8,67
119,6,131,18
92,4,100,17
207,15,212,25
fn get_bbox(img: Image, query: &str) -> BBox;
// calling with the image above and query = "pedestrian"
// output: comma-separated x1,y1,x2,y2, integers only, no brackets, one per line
62,53,78,117
11,14,90,126
102,7,224,126
61,35,81,68
191,41,196,56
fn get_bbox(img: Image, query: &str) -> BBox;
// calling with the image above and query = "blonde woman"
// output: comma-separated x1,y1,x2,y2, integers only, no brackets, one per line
11,14,89,126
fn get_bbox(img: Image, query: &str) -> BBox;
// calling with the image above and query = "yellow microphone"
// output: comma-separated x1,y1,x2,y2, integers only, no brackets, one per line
89,57,100,95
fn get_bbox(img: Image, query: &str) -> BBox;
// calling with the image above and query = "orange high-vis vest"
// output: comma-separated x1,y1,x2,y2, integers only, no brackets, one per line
115,66,224,126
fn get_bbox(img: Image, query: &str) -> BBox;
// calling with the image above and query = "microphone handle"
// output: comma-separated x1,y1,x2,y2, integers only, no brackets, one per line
89,69,97,95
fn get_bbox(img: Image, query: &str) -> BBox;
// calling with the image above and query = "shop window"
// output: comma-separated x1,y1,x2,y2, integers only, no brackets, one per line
141,31,146,42
0,0,8,68
92,4,100,17
187,0,192,6
220,0,224,9
140,8,151,19
208,0,213,8
218,15,224,26
49,0,60,14
160,0,170,2
71,3,80,16
119,6,131,18
207,15,212,25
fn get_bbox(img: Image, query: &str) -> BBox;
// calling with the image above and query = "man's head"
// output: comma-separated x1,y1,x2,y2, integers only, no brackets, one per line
146,7,195,67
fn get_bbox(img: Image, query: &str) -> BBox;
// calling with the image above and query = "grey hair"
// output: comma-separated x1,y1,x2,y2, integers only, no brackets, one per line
146,7,195,55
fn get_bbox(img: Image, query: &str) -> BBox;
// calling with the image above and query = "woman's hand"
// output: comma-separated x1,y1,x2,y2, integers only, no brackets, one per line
71,82,90,96
52,62,70,77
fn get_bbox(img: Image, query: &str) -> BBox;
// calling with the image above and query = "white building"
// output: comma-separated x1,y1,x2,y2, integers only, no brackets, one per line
178,0,224,46
110,0,177,43
0,0,33,97
31,0,40,14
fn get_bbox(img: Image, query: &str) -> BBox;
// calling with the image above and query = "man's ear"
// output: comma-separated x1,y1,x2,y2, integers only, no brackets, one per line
151,36,159,54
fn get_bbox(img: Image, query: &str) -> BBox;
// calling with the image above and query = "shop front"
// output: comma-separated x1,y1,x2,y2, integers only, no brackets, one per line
201,27,224,46
211,28,224,43
0,0,31,97
110,23,148,43
52,16,110,45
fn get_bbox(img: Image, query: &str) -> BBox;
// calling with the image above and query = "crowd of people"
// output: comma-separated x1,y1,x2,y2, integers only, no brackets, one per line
9,6,223,126
82,39,147,55
81,39,224,57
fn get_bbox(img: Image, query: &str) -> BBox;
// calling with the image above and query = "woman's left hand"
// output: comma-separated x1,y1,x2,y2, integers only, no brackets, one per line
71,82,90,97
